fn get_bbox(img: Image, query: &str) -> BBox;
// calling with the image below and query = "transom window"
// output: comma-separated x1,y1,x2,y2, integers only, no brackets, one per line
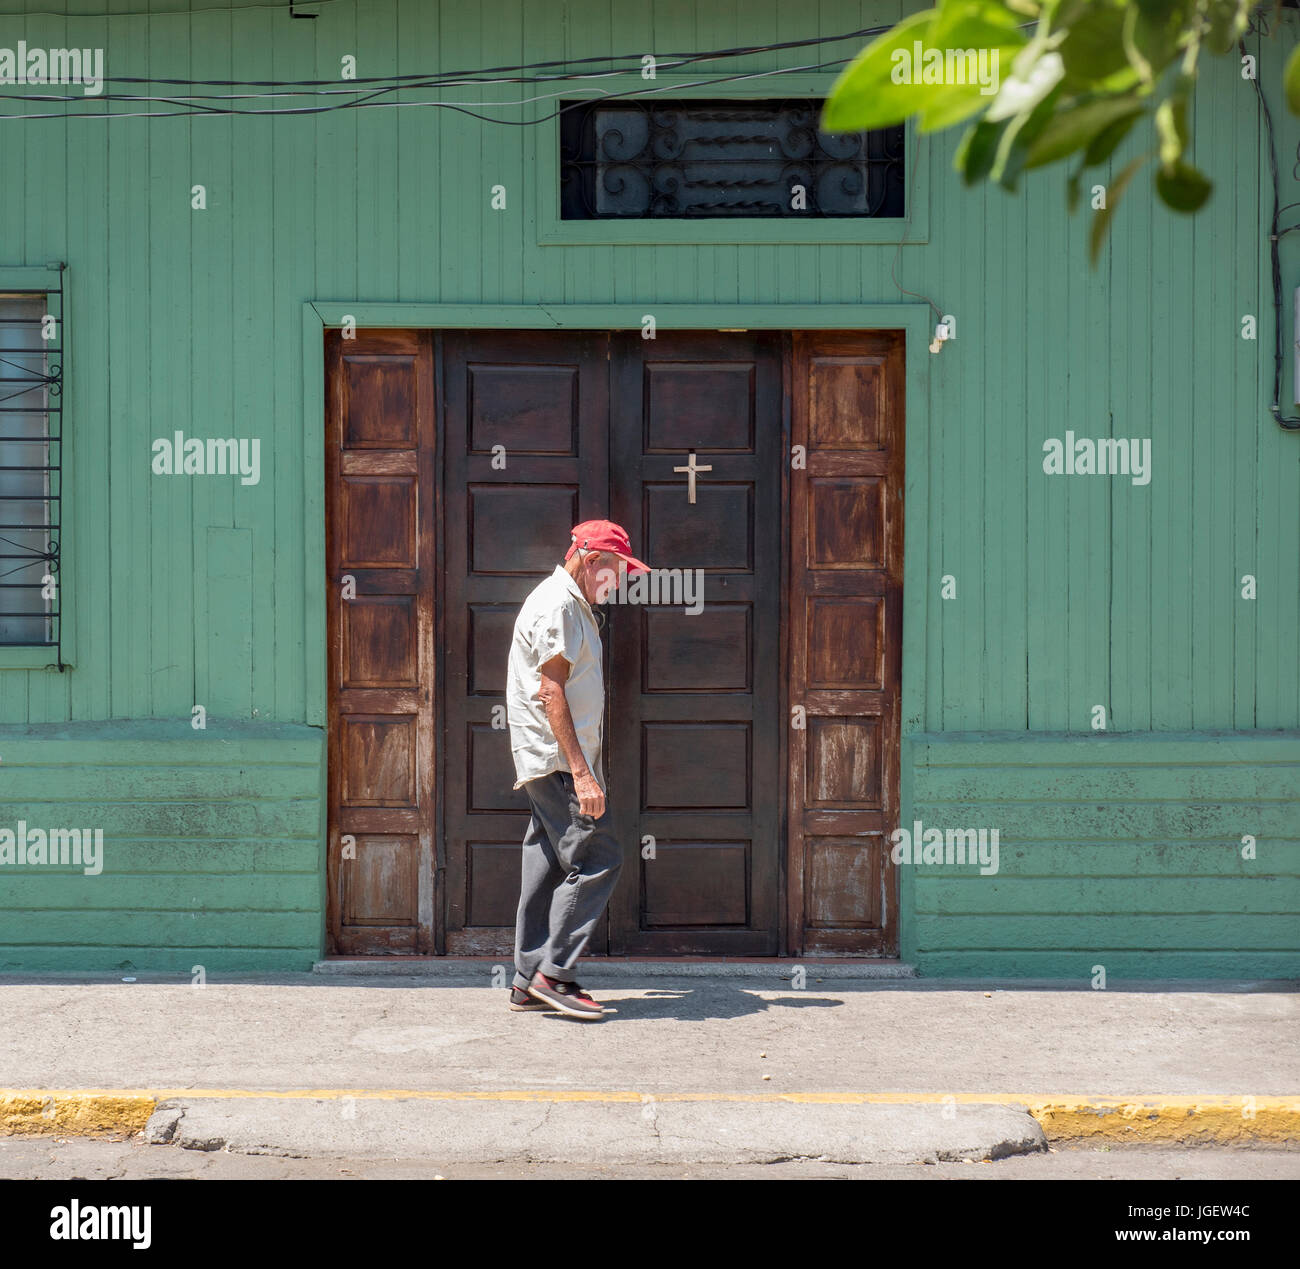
559,97,904,220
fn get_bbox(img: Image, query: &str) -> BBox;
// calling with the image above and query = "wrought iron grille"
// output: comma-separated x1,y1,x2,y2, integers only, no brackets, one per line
0,279,62,661
559,98,904,220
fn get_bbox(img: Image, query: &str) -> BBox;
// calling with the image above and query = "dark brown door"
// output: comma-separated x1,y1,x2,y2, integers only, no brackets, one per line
787,331,904,955
325,329,437,954
607,332,783,954
440,331,610,954
325,327,904,959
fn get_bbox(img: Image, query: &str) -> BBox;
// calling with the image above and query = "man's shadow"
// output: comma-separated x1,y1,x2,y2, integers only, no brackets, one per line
540,986,842,1022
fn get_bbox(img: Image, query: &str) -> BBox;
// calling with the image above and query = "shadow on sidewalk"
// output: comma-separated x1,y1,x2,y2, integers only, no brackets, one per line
541,986,844,1022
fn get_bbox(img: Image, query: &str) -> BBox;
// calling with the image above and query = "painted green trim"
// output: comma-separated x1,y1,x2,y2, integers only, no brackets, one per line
302,299,932,960
312,716,329,956
527,74,929,246
0,648,67,671
307,301,932,330
0,264,70,672
0,267,62,290
0,717,324,747
302,304,327,729
907,728,1300,758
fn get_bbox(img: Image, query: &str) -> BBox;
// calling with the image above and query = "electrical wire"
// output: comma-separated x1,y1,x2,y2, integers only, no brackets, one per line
0,0,341,15
0,22,888,120
1243,35,1300,429
0,24,886,90
0,48,837,107
0,66,642,105
0,56,859,121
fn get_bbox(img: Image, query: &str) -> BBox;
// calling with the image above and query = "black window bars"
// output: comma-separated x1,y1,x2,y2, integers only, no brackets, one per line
0,277,63,666
559,98,905,221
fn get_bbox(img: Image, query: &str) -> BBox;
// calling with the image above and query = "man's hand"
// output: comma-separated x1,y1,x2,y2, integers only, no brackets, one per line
536,653,605,819
572,770,605,821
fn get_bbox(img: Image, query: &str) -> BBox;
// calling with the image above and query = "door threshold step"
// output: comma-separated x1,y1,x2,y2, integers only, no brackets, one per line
312,958,917,980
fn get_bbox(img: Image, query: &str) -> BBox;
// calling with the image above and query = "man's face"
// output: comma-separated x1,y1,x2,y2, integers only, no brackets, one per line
581,551,622,605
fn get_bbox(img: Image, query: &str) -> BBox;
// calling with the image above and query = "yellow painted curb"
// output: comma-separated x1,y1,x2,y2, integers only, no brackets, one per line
1,1092,154,1137
1025,1098,1300,1146
2,1090,1296,1146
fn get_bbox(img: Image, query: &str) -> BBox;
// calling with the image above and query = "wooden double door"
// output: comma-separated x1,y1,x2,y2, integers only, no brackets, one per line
326,328,903,959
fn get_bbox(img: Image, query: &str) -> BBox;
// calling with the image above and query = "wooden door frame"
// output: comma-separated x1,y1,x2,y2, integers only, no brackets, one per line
306,302,933,959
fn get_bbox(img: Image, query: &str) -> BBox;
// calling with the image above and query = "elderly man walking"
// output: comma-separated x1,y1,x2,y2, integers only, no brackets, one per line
505,520,650,1020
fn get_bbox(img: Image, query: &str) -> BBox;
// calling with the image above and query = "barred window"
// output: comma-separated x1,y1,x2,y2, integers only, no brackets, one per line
559,97,904,220
0,292,60,648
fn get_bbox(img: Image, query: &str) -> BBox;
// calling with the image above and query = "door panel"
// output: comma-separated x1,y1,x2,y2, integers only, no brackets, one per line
326,329,437,954
608,332,783,955
788,331,903,955
440,331,610,954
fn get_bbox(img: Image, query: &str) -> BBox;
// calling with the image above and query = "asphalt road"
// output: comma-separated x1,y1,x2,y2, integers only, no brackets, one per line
1,1136,1296,1180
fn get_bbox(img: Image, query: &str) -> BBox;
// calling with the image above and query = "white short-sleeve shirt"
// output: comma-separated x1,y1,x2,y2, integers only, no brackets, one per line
506,565,606,791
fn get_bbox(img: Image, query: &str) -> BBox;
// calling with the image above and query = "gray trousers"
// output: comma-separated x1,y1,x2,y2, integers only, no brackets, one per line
512,770,622,990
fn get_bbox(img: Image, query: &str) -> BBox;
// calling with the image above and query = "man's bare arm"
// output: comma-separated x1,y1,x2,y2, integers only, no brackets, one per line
536,654,606,819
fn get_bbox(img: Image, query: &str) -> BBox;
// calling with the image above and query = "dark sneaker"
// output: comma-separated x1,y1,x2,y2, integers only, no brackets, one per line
526,973,605,1020
509,986,556,1012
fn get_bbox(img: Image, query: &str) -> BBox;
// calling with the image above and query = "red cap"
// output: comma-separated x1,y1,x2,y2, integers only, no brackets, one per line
564,519,651,574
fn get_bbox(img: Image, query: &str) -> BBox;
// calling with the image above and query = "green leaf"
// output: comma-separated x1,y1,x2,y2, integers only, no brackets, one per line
1082,107,1143,166
1050,0,1096,29
1058,1,1132,88
919,82,993,132
923,8,1029,128
930,0,1026,48
1125,0,1187,86
1024,93,1145,168
1204,0,1249,57
991,84,1065,191
1090,151,1149,264
1155,159,1212,211
954,117,1009,185
1154,93,1188,167
1066,165,1083,212
821,11,940,132
1087,63,1145,99
1286,43,1300,117
823,4,1026,133
985,48,1065,123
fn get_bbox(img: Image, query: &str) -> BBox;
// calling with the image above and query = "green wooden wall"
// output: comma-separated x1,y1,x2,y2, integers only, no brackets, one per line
0,1,1296,974
903,731,1300,977
0,720,326,970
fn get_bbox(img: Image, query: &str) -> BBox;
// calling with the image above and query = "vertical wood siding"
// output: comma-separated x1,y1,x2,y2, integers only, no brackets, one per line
0,2,1296,973
0,0,1292,734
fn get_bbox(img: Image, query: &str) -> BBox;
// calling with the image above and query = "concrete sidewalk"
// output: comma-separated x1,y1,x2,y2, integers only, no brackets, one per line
2,971,1297,1164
